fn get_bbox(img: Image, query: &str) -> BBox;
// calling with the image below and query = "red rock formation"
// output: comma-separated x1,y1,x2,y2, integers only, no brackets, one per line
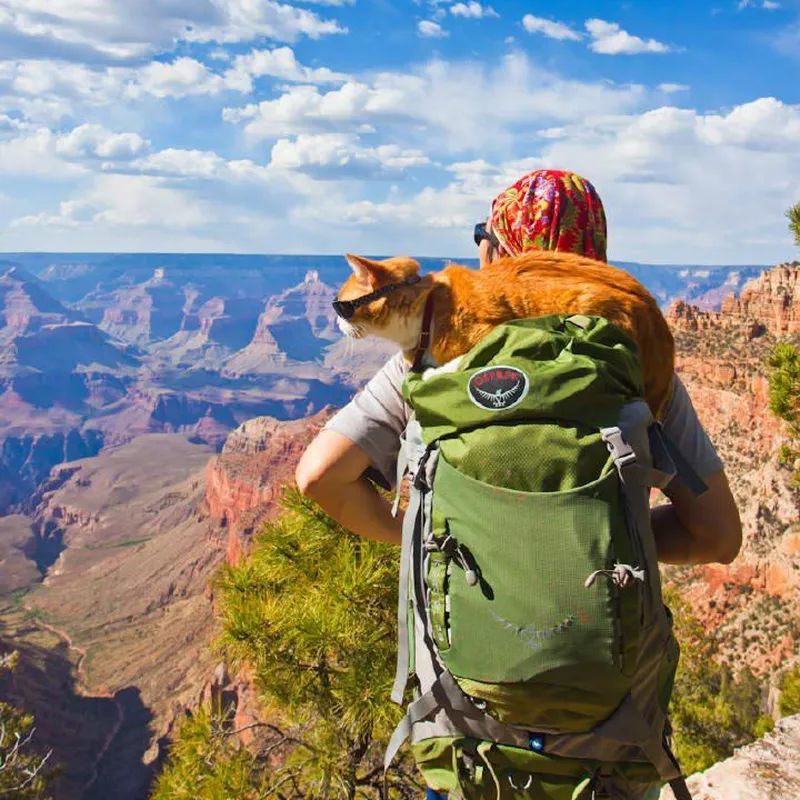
665,263,800,677
204,409,335,565
720,261,800,335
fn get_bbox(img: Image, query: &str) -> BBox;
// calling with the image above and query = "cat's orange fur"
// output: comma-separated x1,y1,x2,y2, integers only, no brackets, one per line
338,251,674,416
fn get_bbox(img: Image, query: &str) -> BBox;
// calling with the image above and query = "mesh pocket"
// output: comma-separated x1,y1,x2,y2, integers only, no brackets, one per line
439,421,610,492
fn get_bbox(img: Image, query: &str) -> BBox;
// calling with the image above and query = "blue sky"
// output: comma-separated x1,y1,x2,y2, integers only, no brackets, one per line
0,0,798,264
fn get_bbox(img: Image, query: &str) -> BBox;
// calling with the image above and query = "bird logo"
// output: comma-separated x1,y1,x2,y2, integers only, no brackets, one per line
467,365,529,411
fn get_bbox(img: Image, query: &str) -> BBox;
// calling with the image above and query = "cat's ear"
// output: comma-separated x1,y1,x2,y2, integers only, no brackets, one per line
345,254,389,290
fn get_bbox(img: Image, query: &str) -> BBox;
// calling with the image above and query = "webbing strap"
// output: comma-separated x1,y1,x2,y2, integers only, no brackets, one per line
637,733,683,782
654,425,709,497
600,426,674,490
383,684,442,778
390,485,421,704
669,776,693,800
619,462,675,490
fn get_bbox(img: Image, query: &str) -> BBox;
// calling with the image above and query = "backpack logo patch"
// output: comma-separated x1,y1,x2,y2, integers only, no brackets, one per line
467,365,529,411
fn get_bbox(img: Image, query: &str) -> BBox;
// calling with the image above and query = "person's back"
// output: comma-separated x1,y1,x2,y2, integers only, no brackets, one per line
296,169,742,799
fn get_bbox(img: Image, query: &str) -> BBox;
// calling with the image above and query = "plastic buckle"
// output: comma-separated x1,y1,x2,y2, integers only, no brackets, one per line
601,428,637,468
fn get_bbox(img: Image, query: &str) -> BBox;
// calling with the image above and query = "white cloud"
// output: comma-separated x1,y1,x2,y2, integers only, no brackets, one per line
0,48,348,122
272,96,800,264
738,0,781,8
0,0,345,61
418,20,448,38
521,15,582,41
450,2,498,19
269,133,430,178
658,83,689,93
696,96,800,149
224,47,349,90
0,60,128,122
129,148,273,182
130,57,222,99
585,19,673,55
0,127,82,178
224,52,646,150
13,174,212,229
55,123,150,160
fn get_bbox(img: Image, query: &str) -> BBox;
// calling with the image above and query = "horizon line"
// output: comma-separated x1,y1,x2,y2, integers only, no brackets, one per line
0,252,779,270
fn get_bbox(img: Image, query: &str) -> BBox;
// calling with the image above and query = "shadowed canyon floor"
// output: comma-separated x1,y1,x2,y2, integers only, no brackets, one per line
0,434,222,798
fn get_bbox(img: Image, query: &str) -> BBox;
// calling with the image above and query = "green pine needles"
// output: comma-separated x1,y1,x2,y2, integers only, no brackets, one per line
768,341,800,483
0,652,53,799
663,590,774,775
154,488,419,800
788,202,800,250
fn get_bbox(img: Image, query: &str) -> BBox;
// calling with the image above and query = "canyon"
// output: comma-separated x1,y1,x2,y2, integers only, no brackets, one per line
0,253,796,798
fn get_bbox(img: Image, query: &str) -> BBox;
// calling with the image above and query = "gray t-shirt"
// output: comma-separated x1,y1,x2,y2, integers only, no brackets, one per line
324,351,723,489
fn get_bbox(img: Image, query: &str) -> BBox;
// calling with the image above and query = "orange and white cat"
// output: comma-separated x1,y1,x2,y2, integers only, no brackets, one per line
336,251,674,416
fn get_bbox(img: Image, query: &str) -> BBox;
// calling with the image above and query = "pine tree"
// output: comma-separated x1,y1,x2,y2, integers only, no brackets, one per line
0,652,53,799
154,488,419,800
779,666,800,717
788,202,800,250
664,589,773,774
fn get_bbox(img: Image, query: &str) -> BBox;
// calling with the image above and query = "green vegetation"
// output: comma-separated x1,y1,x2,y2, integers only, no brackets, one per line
84,536,152,551
155,490,780,795
665,589,774,775
150,708,270,800
153,489,418,800
779,665,800,717
788,202,800,249
9,591,29,612
768,341,800,481
0,652,53,799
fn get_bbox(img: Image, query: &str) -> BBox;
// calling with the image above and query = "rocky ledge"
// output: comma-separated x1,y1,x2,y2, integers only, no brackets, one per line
659,714,800,799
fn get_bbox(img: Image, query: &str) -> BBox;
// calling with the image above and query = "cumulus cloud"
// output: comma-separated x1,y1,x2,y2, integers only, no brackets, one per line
269,133,430,179
223,52,646,151
418,20,448,38
55,123,150,160
585,19,672,55
13,174,212,229
0,0,345,62
0,47,348,122
274,96,800,264
521,15,582,41
450,2,498,20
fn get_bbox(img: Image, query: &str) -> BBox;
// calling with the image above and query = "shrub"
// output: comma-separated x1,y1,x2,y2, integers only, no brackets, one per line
154,489,419,800
664,590,773,774
779,666,800,717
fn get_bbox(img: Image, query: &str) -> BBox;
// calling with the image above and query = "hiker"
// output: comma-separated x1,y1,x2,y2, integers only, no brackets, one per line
296,169,741,565
296,168,742,800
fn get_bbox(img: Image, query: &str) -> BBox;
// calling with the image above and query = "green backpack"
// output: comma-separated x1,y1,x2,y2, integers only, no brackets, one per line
384,315,698,800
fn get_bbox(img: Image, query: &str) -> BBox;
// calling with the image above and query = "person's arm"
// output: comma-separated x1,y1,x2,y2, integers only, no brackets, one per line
295,352,409,545
296,431,403,544
652,376,742,565
652,469,741,564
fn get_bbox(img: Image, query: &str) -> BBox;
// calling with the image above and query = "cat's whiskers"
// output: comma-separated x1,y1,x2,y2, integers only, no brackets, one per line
337,317,366,339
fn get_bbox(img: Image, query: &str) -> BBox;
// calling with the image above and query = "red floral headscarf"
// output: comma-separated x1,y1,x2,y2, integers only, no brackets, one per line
489,169,608,262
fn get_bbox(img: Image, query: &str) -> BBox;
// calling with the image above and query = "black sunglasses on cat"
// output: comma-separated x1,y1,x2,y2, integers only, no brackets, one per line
332,275,421,320
474,221,500,250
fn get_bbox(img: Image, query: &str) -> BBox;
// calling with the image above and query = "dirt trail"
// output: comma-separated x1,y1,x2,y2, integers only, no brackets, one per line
27,609,125,797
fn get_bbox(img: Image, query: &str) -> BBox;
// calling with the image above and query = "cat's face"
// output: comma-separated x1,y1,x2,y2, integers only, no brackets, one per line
335,254,426,349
